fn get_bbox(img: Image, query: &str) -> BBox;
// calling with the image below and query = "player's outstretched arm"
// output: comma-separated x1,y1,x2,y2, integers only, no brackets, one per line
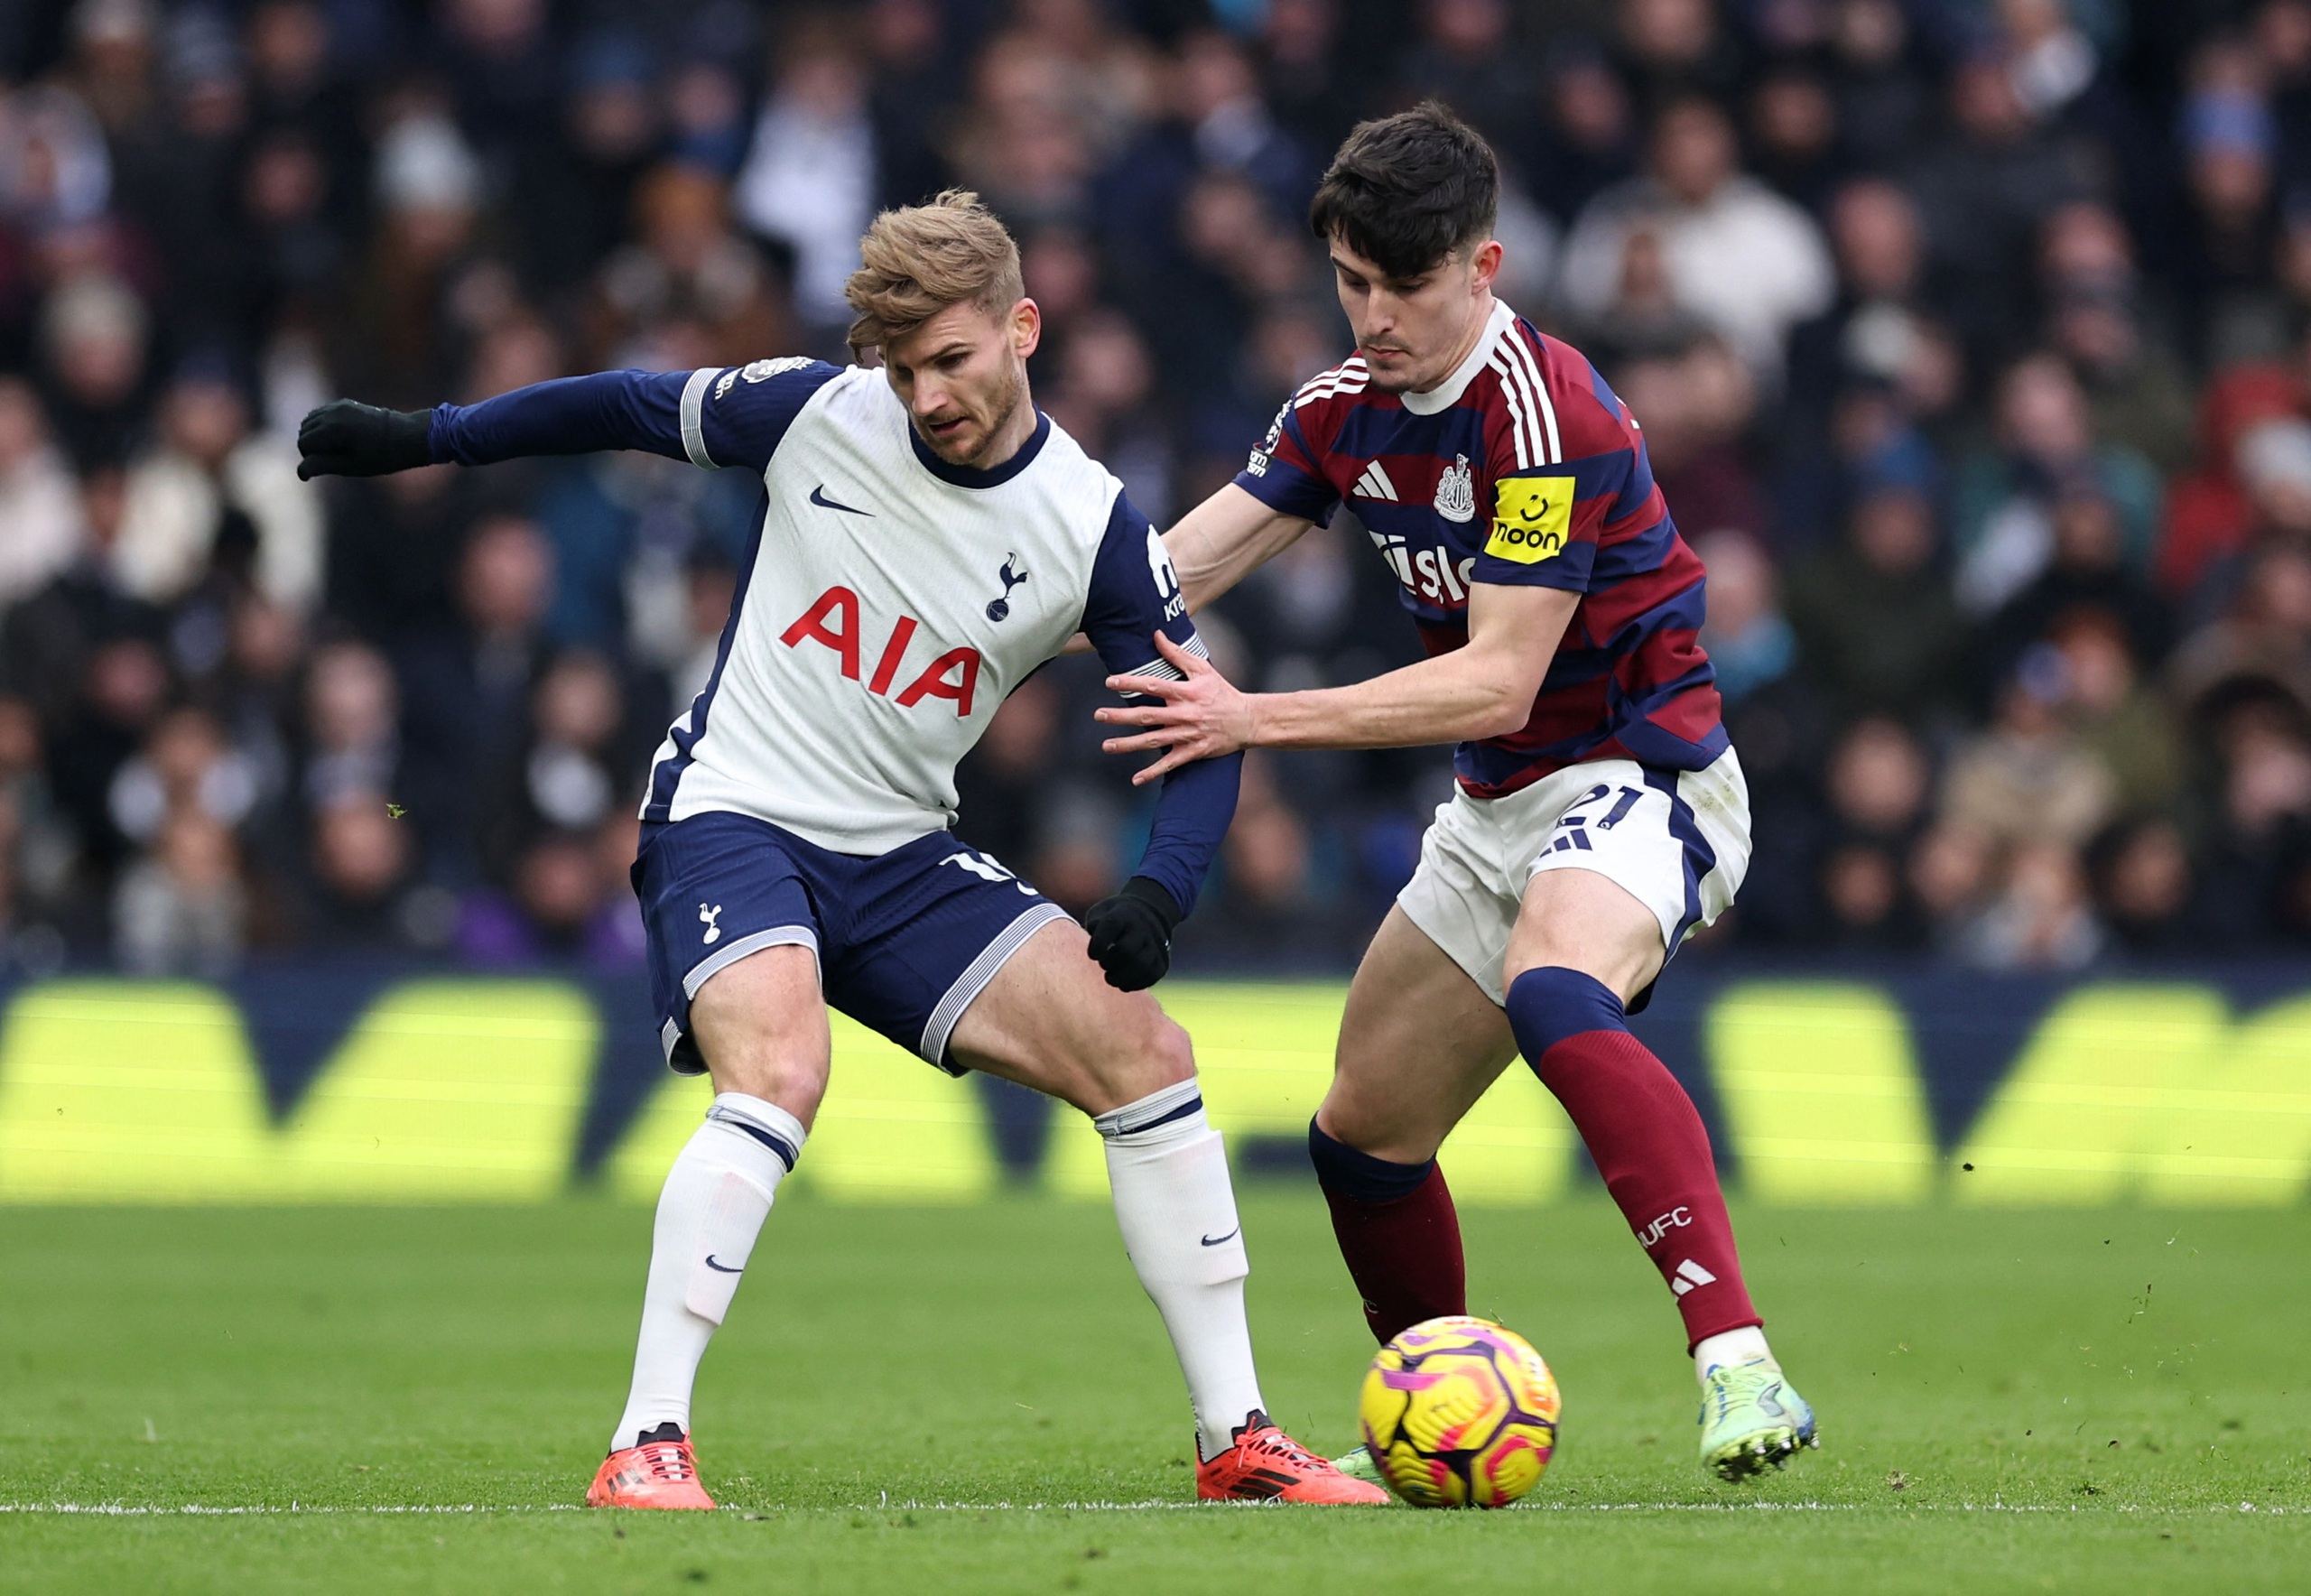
1161,483,1313,613
298,361,838,479
1096,581,1578,782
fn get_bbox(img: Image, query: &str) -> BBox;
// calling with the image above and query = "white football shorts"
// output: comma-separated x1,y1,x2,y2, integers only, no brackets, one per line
1395,749,1752,1007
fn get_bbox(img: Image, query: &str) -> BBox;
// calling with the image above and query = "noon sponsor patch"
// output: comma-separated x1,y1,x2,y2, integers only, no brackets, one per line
1485,476,1574,563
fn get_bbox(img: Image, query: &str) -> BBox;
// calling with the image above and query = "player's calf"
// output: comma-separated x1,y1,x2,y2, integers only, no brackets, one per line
1505,964,1760,1349
1305,1121,1466,1345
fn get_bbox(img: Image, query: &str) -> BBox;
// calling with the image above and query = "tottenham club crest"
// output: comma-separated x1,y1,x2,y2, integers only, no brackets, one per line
1434,454,1476,524
986,552,1029,622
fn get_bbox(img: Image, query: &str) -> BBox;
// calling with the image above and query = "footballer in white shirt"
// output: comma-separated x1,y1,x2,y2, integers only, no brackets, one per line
297,191,1384,1509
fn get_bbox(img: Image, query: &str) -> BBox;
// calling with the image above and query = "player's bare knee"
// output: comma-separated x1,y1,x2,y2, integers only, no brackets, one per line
1064,1006,1194,1117
1313,1090,1441,1166
688,948,831,1120
700,1044,828,1119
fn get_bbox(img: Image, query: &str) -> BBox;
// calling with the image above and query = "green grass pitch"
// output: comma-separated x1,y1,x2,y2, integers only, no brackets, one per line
2,1195,2306,1593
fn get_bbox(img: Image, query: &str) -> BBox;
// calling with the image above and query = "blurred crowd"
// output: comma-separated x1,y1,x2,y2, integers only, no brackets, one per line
3,0,2311,979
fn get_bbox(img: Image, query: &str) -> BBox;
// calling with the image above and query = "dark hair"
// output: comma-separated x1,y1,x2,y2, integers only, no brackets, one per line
1307,102,1499,279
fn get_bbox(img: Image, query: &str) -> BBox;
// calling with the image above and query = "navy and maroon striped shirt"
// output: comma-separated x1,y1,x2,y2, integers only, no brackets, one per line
1232,301,1726,800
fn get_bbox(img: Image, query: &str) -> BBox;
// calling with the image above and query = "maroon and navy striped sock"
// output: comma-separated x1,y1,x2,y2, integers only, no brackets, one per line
1506,966,1760,1350
1306,1121,1467,1345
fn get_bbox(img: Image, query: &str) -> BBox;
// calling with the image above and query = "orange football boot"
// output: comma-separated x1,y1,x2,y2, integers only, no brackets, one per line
1196,1411,1390,1505
586,1424,716,1509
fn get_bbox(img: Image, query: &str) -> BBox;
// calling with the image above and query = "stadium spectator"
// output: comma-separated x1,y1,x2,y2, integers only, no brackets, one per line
733,19,877,341
113,806,244,976
1745,66,1840,212
664,549,736,717
1784,179,1937,435
476,649,633,875
36,272,152,471
115,361,320,613
2185,687,2311,945
1982,487,2172,684
1610,332,1762,542
2038,202,2196,478
1817,716,1936,951
106,704,255,853
302,793,436,952
1560,94,1834,387
2086,815,2198,955
1784,486,1966,725
1522,41,1638,225
863,0,960,211
589,162,791,369
2156,362,2304,598
300,640,398,814
1954,836,2105,970
2176,34,2282,363
2046,609,2186,822
1938,650,2118,851
0,694,74,959
0,378,86,605
1949,351,2161,617
1211,750,1320,948
2168,542,2311,715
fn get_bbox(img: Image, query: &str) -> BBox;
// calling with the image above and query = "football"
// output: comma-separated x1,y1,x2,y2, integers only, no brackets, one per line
1357,1315,1562,1508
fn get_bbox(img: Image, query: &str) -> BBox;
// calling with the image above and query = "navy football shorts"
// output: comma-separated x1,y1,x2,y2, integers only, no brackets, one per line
634,811,1073,1077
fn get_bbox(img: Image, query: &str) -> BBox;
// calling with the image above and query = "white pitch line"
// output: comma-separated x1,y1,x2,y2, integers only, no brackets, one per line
0,1500,2295,1517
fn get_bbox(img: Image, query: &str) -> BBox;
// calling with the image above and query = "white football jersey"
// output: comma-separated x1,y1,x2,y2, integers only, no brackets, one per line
634,361,1202,855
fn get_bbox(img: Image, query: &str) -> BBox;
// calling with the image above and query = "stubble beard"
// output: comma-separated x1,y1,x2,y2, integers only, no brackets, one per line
917,360,1028,469
1360,352,1434,396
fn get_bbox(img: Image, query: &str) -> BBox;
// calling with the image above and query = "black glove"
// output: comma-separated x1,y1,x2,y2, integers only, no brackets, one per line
296,400,436,479
1081,876,1182,992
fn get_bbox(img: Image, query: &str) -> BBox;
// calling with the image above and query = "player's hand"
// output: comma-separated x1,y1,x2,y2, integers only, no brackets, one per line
296,400,437,479
1096,631,1257,785
1081,876,1180,990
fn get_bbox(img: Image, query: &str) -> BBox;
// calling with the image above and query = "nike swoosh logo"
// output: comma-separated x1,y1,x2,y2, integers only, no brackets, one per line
703,1255,743,1274
1200,1228,1239,1247
809,485,871,515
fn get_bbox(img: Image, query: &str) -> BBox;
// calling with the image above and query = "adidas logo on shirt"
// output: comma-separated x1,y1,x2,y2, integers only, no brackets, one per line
1670,1258,1719,1297
1350,461,1398,502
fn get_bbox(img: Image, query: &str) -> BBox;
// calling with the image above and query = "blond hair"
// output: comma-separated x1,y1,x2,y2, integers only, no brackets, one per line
844,190,1025,357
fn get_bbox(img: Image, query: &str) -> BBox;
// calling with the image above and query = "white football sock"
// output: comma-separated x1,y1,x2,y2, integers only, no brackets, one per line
1097,1079,1266,1461
609,1092,805,1452
1694,1325,1774,1383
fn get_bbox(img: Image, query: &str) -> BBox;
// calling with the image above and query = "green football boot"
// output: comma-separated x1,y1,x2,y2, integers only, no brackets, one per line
1330,1443,1388,1490
1697,1358,1818,1481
